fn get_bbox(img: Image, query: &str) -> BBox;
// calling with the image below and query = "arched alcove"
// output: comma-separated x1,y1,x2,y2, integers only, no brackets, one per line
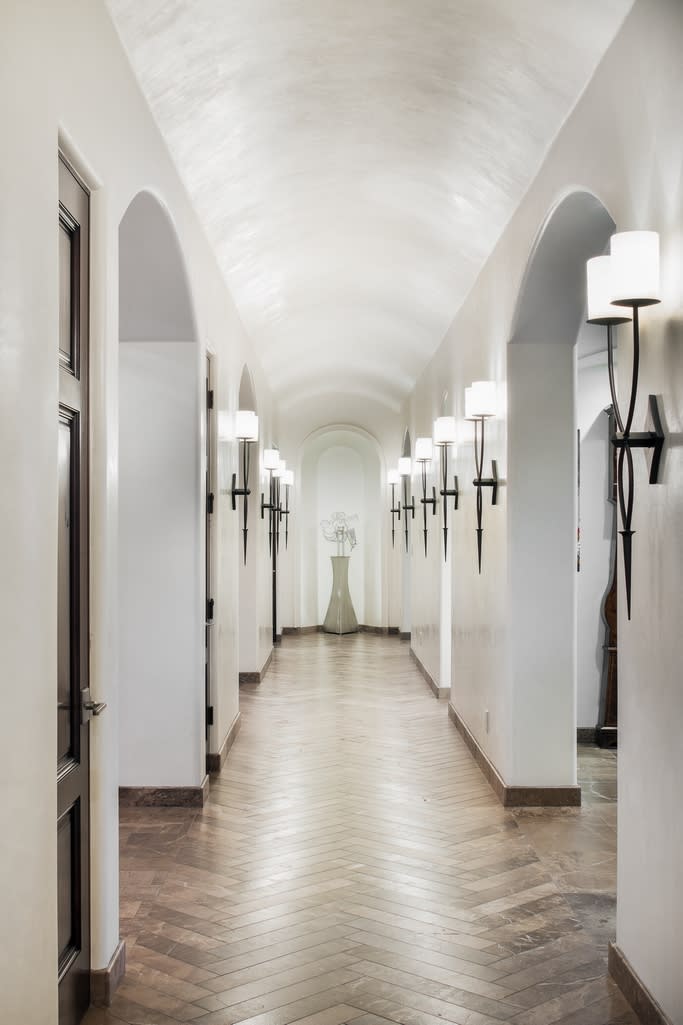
118,191,205,789
297,426,385,630
507,189,615,786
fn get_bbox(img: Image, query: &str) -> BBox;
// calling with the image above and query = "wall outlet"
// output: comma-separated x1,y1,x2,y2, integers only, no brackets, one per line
485,709,490,733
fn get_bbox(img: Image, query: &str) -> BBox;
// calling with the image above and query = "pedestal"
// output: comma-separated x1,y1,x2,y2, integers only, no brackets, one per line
323,556,358,635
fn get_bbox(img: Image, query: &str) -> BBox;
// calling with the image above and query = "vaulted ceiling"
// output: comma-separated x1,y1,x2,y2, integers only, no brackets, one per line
106,0,631,428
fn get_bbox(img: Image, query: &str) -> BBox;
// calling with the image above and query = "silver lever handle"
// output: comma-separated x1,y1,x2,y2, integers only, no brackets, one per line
81,687,107,723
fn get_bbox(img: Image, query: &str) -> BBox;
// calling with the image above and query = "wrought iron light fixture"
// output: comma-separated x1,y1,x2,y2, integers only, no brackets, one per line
415,437,437,557
433,416,459,560
387,469,401,548
231,409,259,564
281,469,294,549
585,230,664,619
398,456,414,553
261,448,281,556
465,381,498,573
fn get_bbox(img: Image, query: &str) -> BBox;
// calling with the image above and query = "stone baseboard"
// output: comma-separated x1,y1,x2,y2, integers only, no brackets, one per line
359,625,399,635
239,649,273,685
91,939,126,1006
119,775,210,808
609,942,673,1025
410,647,450,700
577,726,597,744
207,712,241,774
399,631,411,641
448,703,581,807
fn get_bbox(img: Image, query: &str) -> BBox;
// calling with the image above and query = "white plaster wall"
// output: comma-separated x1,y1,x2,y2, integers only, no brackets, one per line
119,342,203,786
406,1,683,1014
0,2,273,1017
508,342,577,786
408,454,441,686
577,357,613,730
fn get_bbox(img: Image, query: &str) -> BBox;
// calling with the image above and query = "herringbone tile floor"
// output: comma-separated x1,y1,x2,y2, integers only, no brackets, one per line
84,634,636,1025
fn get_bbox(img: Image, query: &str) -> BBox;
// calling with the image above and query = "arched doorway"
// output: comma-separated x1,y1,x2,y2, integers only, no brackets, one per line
117,192,206,797
507,189,616,790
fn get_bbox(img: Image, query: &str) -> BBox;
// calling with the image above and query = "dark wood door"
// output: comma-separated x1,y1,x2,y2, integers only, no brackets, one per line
57,156,91,1025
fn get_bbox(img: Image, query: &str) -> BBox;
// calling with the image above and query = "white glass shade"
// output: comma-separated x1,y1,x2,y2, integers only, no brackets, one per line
465,380,496,419
234,409,259,441
609,230,660,307
433,416,456,446
273,458,285,479
586,256,632,325
415,437,433,463
282,469,294,488
387,469,400,486
263,448,280,471
398,456,412,476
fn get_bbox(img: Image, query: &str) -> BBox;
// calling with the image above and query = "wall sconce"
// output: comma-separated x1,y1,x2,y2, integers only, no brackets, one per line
280,469,294,550
465,381,498,573
433,416,459,560
415,437,437,557
387,469,401,548
261,448,280,556
398,456,414,553
586,230,664,619
231,409,259,564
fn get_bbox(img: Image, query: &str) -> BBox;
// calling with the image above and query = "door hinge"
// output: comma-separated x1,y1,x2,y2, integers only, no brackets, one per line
207,491,215,515
206,597,214,622
206,387,214,410
206,705,214,726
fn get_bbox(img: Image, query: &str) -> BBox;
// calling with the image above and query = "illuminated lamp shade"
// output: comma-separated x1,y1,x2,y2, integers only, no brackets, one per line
282,469,294,488
273,459,285,479
398,456,412,476
263,448,280,471
586,256,632,325
235,409,259,441
433,416,456,446
387,469,400,486
610,230,660,307
466,380,497,419
415,437,433,463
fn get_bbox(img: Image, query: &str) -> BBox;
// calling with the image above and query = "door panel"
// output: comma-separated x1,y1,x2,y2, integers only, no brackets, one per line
57,155,91,1025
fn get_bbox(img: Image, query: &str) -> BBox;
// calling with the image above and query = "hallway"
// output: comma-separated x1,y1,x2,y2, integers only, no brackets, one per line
86,636,633,1025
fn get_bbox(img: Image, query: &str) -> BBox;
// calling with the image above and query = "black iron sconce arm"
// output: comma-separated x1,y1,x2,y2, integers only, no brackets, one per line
419,462,437,557
231,439,253,565
603,316,665,619
389,483,401,549
401,478,415,554
472,417,498,573
280,488,291,551
437,444,459,560
261,473,280,556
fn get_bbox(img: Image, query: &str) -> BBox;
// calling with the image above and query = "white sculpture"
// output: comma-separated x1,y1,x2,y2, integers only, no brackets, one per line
320,511,358,556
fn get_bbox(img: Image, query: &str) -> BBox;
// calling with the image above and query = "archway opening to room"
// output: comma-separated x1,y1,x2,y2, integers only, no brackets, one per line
117,191,206,800
507,189,618,795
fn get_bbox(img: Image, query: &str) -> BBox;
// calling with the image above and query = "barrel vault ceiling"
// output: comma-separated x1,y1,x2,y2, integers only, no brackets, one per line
106,0,632,428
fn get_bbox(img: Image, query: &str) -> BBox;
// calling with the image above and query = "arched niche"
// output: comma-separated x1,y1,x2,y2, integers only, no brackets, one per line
506,189,615,787
118,190,205,789
296,426,386,631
